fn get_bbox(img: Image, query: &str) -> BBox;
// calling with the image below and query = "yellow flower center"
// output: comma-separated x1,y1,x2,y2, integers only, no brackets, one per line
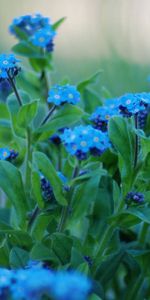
80,141,87,147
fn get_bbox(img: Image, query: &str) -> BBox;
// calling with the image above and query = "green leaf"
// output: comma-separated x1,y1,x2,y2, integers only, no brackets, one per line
53,17,66,30
0,238,9,267
31,213,52,240
0,103,10,119
95,248,125,285
108,116,135,193
7,90,31,136
109,207,150,228
78,71,102,92
12,41,41,58
0,119,13,143
34,104,84,141
0,161,28,228
17,100,38,128
9,247,29,268
77,262,89,275
33,152,67,206
51,233,73,265
89,294,103,300
30,242,58,263
31,171,44,209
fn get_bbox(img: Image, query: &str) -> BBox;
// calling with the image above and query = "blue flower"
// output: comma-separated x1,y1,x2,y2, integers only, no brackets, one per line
9,14,50,37
125,192,145,205
40,171,68,201
61,125,110,160
0,148,18,161
30,26,56,48
52,271,91,300
0,267,92,300
9,14,56,53
117,93,150,117
48,84,80,106
0,148,10,160
90,105,119,131
11,268,55,300
0,54,20,80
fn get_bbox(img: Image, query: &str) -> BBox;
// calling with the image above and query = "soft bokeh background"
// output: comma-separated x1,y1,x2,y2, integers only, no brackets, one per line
1,0,150,95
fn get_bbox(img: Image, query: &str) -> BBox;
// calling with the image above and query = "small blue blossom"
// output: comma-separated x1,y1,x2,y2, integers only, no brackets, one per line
9,14,50,37
52,271,92,300
0,148,10,160
48,84,80,106
125,192,145,205
30,26,56,48
0,54,20,80
0,267,92,300
61,125,110,160
0,148,18,161
40,171,68,202
11,268,55,300
90,105,119,131
117,93,150,117
10,14,56,52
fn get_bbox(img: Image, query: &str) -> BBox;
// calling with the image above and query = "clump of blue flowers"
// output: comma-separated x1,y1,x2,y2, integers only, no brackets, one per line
0,54,20,80
90,105,119,131
40,171,68,202
0,148,18,161
10,13,56,52
61,125,111,160
48,84,80,106
0,266,91,300
125,191,145,206
117,92,150,117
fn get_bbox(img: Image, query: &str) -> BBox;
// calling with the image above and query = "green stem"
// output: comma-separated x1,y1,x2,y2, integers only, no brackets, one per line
134,113,139,168
126,274,144,300
40,70,49,98
94,224,115,266
138,222,149,245
25,127,32,204
7,73,22,106
57,164,80,232
40,105,56,126
28,205,40,230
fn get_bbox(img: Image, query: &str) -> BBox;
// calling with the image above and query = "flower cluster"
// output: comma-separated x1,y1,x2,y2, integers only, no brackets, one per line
40,171,68,202
0,54,20,81
61,125,111,160
0,148,18,161
10,13,56,52
117,92,150,117
90,104,119,131
0,266,91,300
125,191,145,206
48,84,80,106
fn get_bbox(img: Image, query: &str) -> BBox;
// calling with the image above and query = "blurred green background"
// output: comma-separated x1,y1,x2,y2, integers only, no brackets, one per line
1,0,150,96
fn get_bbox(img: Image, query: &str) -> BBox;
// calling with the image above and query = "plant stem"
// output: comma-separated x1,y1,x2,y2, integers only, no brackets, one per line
94,224,115,266
25,127,32,205
126,274,144,300
57,164,80,232
7,73,22,106
40,105,56,126
40,70,49,98
134,113,139,168
28,204,40,229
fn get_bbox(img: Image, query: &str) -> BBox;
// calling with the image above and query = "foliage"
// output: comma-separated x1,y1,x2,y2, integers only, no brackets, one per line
0,12,150,300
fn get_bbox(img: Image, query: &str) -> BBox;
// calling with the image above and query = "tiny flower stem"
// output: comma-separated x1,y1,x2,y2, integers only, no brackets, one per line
40,70,49,98
7,72,22,106
25,127,32,207
28,204,40,230
93,223,115,271
40,105,56,126
57,164,80,232
134,113,139,168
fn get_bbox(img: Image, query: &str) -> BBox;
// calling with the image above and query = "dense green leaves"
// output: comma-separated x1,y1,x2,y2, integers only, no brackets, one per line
33,151,67,205
0,161,28,227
